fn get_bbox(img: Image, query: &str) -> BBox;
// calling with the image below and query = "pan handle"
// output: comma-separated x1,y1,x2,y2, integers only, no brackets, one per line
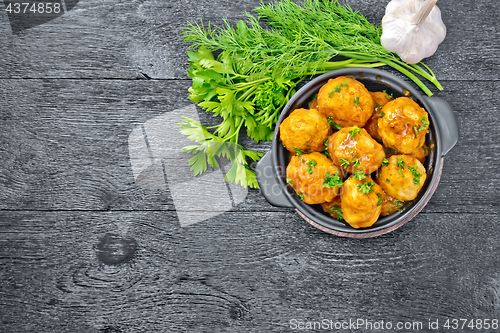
255,151,294,208
424,96,459,156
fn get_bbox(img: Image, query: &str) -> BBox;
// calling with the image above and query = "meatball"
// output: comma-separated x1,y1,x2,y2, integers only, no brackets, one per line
340,175,384,229
286,152,342,205
279,108,331,154
380,192,404,216
364,91,393,142
377,155,427,201
377,97,429,154
327,126,385,174
317,76,374,127
320,196,343,221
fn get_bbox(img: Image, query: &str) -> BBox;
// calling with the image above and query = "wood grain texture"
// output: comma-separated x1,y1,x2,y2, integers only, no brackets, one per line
0,0,499,331
0,210,499,332
0,0,498,80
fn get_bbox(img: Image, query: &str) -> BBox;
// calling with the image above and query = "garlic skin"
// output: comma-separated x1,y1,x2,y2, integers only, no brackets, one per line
381,0,446,64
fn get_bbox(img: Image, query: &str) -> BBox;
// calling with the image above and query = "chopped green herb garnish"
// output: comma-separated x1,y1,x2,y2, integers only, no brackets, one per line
323,139,329,158
329,80,348,97
353,170,366,181
340,158,350,169
378,112,385,118
306,159,317,174
408,165,423,185
386,178,391,183
286,177,292,184
395,200,404,209
382,158,389,167
352,158,361,167
354,96,360,105
383,90,393,99
357,180,375,194
327,116,342,130
323,171,343,188
294,147,306,156
299,193,304,201
374,103,383,109
396,157,405,176
413,126,419,136
376,193,383,206
328,205,344,221
348,127,361,139
416,117,429,133
348,147,352,152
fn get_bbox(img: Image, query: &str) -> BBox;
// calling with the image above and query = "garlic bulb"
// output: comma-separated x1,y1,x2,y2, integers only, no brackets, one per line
381,0,446,64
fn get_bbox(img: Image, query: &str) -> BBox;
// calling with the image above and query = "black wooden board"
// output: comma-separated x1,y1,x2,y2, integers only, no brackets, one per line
1,0,499,331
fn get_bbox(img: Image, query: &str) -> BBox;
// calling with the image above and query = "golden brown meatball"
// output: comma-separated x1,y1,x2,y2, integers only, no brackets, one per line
364,91,393,142
377,97,429,154
327,126,385,175
286,152,343,205
380,192,404,216
317,76,374,127
340,175,384,229
377,155,427,202
279,108,332,154
320,196,343,221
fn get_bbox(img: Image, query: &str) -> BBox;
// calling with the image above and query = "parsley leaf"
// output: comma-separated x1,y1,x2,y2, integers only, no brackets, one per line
353,170,366,180
396,157,405,176
354,96,360,105
323,171,343,188
329,80,348,97
357,180,375,194
382,158,389,167
383,90,393,99
294,147,306,156
286,177,292,184
376,193,383,206
328,205,344,221
378,112,385,118
306,159,317,174
408,165,423,185
327,116,342,130
323,139,330,158
352,158,361,167
348,127,361,139
178,117,262,188
340,158,350,169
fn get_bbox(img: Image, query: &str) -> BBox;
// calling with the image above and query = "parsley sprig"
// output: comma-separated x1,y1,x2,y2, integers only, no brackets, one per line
353,170,366,180
396,157,405,176
323,171,343,188
306,159,317,174
328,205,344,221
329,80,348,97
327,116,342,130
178,117,262,188
408,165,423,185
357,180,375,194
348,127,361,139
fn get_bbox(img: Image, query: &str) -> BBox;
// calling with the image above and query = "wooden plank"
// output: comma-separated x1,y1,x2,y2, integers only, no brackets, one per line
0,210,499,332
0,78,498,214
0,0,498,80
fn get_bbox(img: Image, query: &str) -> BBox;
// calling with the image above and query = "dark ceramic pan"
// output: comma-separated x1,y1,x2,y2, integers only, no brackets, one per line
255,68,458,238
